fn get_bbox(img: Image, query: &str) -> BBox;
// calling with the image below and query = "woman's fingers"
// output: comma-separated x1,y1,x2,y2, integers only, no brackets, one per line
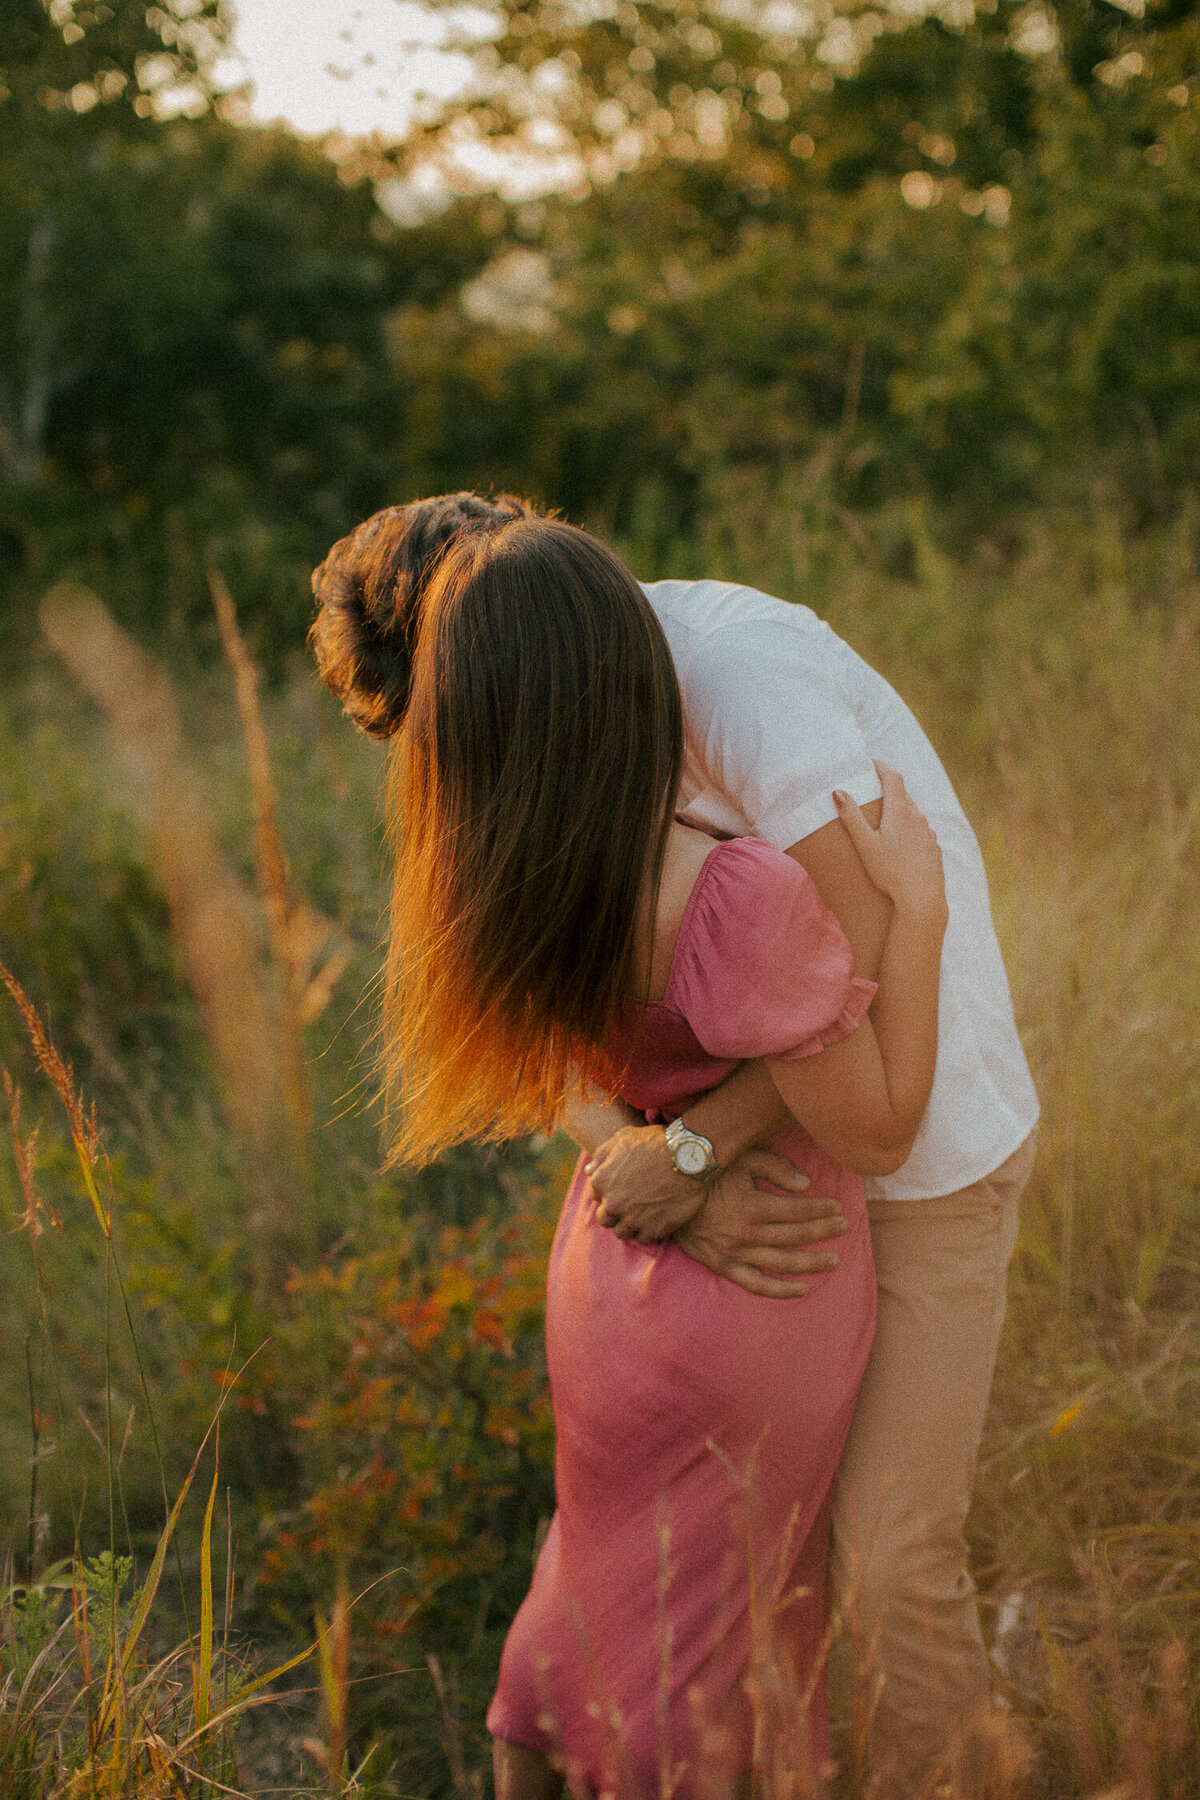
831,786,873,852
834,764,908,848
834,761,945,916
873,760,908,811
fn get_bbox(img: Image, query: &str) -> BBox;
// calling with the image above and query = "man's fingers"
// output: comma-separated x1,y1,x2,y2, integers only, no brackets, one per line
734,1218,848,1248
752,1191,845,1218
733,1245,841,1275
725,1262,811,1299
742,1194,846,1228
608,1212,657,1243
585,1161,611,1197
736,1149,810,1190
602,1191,704,1244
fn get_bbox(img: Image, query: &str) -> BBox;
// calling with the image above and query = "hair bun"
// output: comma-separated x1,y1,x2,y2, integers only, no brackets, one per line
310,493,534,740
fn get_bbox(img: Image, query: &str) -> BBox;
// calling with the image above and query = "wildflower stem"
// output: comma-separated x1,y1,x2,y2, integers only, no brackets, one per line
24,1331,40,1580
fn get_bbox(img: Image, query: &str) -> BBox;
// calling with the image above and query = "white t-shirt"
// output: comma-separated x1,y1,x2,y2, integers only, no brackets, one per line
643,578,1039,1200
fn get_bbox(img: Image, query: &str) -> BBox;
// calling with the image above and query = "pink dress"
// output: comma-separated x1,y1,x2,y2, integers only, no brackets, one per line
487,839,878,1796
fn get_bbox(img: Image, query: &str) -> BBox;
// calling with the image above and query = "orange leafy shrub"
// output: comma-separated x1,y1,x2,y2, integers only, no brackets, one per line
256,1160,566,1647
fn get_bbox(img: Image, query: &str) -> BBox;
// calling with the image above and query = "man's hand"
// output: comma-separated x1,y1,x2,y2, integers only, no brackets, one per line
586,1123,706,1243
675,1150,848,1298
586,1126,848,1297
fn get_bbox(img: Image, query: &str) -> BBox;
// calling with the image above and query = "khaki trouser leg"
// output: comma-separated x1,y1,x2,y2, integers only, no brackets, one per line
830,1132,1036,1793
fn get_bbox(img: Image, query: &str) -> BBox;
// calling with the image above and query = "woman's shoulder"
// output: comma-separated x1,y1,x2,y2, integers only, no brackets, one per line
681,835,822,952
642,824,728,1002
668,836,875,1062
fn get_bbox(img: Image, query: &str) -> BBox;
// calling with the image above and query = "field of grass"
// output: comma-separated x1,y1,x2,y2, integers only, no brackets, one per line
1,515,1197,1797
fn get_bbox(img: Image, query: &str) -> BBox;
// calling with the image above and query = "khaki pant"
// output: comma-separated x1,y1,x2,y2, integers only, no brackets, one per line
830,1131,1037,1792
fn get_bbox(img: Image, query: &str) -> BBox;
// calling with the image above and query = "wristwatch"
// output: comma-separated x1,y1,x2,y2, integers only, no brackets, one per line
664,1117,721,1182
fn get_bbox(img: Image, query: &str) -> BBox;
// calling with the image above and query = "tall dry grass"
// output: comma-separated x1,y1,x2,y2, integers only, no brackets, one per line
0,962,322,1799
37,583,298,1265
1,527,1196,1795
677,512,1200,1795
208,568,351,1137
37,579,351,1277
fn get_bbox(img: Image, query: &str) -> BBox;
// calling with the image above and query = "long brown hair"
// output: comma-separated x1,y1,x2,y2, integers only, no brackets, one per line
384,515,682,1164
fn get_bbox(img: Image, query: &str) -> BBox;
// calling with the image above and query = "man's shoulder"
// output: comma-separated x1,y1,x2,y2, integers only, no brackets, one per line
641,578,842,682
641,576,822,633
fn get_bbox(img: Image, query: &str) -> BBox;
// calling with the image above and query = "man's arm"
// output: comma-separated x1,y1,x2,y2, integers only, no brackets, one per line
564,1062,798,1225
564,1073,848,1299
576,1060,802,1243
582,799,888,1237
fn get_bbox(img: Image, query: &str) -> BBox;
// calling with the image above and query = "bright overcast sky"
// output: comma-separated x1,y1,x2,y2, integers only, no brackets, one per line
226,0,485,140
224,0,585,198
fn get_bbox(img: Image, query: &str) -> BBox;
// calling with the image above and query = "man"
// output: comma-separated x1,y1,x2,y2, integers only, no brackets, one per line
570,574,1037,1793
310,498,1038,1792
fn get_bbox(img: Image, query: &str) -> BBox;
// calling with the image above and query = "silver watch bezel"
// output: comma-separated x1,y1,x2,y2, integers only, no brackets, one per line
664,1117,720,1181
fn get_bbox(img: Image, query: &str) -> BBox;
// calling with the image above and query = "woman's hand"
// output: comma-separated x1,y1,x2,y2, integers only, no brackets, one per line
767,762,948,1176
833,763,947,927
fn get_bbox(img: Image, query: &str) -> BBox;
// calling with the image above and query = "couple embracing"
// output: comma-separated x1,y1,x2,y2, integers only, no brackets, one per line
310,494,1039,1799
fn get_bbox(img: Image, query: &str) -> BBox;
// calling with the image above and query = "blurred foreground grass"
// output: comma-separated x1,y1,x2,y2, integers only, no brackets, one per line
0,518,1197,1796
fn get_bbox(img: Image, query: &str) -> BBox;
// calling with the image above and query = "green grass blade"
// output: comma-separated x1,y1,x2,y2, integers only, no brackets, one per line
98,1418,217,1735
72,1136,111,1238
196,1445,219,1732
172,1640,317,1758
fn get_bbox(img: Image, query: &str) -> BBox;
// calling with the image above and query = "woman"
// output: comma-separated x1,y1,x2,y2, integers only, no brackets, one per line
311,511,947,1797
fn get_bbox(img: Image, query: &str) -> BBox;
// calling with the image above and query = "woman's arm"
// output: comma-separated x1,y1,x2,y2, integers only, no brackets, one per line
766,767,947,1174
561,1086,642,1151
579,795,892,1221
583,772,943,1237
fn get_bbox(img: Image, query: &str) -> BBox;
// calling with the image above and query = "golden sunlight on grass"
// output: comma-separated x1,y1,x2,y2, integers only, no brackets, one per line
2,540,1197,1796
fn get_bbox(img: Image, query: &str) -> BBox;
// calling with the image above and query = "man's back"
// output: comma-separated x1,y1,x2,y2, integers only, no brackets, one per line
643,577,1039,1198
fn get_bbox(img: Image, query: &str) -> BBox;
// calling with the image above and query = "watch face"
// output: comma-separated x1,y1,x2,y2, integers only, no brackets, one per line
675,1138,710,1176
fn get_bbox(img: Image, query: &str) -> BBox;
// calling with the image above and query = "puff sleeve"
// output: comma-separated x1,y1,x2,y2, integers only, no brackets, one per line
670,838,877,1062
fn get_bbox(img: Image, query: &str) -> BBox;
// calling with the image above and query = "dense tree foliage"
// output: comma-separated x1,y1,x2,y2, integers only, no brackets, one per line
2,0,1200,655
